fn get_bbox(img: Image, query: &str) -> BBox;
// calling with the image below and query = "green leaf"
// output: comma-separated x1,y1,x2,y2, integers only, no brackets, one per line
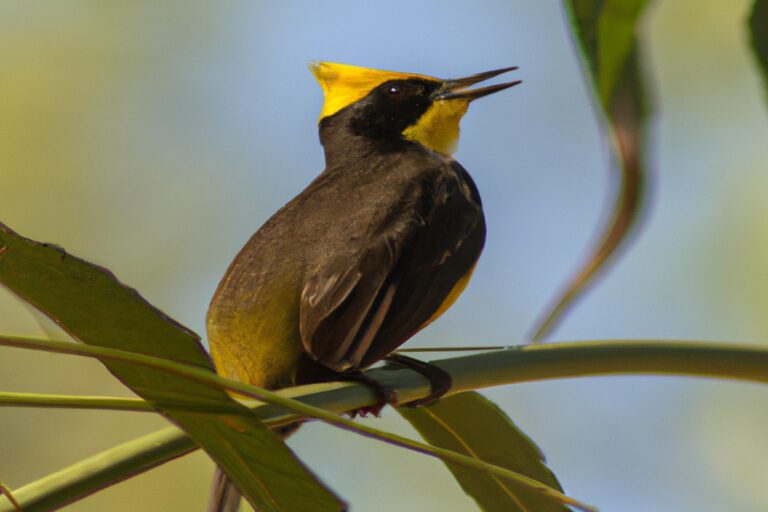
750,0,768,101
531,0,651,341
399,391,569,512
570,0,647,105
0,223,344,512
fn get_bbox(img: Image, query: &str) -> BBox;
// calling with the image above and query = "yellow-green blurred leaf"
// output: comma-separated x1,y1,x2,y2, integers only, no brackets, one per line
399,392,569,512
750,0,768,101
531,0,651,341
0,222,343,512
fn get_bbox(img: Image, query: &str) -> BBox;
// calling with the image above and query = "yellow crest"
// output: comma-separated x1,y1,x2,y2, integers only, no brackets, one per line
310,61,438,120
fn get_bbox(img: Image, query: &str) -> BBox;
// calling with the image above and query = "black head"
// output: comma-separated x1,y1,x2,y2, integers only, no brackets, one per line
312,62,520,156
341,79,441,140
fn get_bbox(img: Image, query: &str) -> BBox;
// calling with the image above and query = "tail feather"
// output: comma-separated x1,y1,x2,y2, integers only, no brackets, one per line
207,423,302,512
208,467,242,512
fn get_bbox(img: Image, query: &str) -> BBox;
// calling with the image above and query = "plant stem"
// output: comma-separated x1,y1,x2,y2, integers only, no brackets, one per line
0,391,276,415
0,392,154,412
2,337,767,511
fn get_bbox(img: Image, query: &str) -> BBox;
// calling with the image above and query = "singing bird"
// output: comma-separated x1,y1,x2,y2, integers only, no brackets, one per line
207,62,519,511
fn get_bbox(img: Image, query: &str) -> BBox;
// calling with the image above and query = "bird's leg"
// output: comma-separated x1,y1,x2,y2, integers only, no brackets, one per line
337,370,399,417
384,353,452,407
295,356,398,417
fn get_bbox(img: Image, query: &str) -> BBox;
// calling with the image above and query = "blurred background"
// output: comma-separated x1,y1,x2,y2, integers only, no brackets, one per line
1,1,767,510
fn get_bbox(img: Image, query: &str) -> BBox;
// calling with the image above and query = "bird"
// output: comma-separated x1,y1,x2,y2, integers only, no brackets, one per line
206,61,520,512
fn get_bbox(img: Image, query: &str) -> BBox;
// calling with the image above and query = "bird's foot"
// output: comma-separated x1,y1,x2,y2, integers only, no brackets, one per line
339,371,399,418
384,353,452,408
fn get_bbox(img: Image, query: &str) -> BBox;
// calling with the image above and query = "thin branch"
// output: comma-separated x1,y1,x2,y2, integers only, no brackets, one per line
397,346,509,352
0,392,154,412
0,391,269,415
2,338,768,511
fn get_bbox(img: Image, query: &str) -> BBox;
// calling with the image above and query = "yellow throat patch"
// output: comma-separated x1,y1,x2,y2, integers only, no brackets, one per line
310,61,470,155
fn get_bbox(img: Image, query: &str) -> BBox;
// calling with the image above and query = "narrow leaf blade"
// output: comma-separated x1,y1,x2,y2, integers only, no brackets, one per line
750,0,768,101
0,223,343,512
531,0,651,341
399,391,569,512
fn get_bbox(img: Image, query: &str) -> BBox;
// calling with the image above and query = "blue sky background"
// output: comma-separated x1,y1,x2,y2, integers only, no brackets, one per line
2,1,768,510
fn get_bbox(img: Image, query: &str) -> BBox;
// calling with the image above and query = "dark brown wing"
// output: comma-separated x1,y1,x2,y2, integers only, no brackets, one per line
299,167,485,372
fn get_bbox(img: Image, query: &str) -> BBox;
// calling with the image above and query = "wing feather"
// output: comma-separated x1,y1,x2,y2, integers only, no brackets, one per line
299,166,485,372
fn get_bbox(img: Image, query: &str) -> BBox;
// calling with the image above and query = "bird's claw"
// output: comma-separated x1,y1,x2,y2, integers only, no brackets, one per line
384,353,452,407
340,371,399,417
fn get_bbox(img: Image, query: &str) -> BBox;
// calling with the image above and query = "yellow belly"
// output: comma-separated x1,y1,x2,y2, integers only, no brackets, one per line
207,276,304,390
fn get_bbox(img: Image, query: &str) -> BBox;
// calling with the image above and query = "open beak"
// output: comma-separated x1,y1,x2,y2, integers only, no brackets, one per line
435,66,521,101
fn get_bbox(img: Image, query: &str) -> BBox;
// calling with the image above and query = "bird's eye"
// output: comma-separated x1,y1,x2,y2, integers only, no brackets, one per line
387,86,400,95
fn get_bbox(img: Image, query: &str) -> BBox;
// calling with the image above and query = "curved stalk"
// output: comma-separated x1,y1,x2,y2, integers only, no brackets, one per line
0,392,275,415
0,392,154,412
